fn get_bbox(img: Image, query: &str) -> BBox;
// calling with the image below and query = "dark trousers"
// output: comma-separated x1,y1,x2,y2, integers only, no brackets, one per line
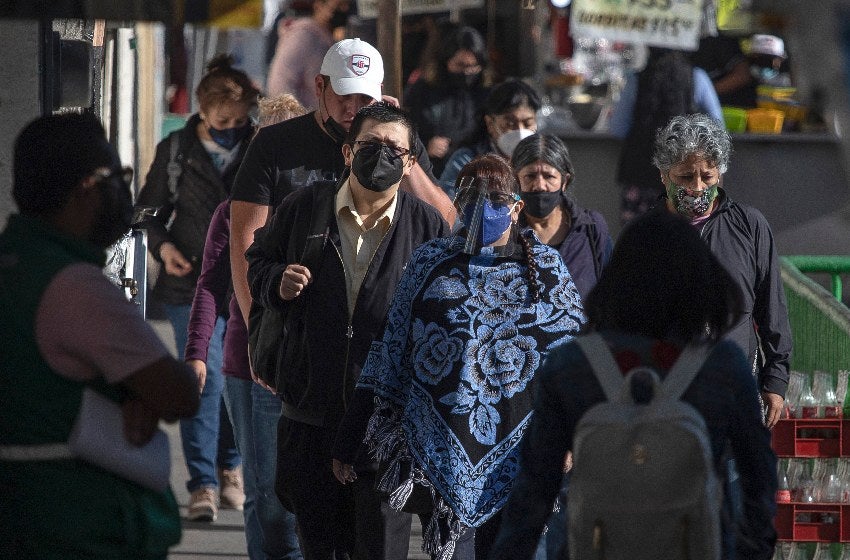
275,416,413,560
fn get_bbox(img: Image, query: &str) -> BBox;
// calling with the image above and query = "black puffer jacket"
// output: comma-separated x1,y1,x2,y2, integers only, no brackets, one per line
136,114,251,305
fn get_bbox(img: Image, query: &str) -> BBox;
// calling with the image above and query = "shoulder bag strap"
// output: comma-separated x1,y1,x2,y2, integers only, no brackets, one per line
166,133,183,205
575,333,626,401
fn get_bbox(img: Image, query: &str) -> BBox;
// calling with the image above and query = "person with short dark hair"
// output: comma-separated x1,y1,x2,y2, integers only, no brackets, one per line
489,211,777,560
440,79,542,196
247,101,451,559
230,39,456,365
333,154,585,560
0,113,199,559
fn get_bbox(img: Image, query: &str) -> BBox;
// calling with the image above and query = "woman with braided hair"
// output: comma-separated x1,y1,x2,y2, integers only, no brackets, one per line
333,154,585,559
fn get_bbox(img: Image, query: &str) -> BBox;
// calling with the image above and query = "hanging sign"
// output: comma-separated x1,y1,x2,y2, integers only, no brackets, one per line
570,0,704,51
356,0,483,19
185,0,263,28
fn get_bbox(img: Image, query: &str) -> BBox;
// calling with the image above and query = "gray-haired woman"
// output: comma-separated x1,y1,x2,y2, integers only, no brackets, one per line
651,113,791,428
512,134,612,300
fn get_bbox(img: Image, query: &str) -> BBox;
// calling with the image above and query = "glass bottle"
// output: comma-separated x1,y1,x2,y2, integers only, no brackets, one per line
815,370,840,418
798,460,816,503
812,542,830,560
798,372,820,419
776,459,792,503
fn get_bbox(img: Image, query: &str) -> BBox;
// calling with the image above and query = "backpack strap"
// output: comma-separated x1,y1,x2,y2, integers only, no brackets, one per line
577,333,714,402
662,342,713,400
166,133,183,205
575,333,626,401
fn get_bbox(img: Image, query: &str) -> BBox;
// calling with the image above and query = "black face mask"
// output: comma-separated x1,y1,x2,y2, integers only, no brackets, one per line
90,173,134,249
329,9,349,29
324,116,348,144
321,83,349,145
447,71,481,90
520,190,563,219
351,143,405,192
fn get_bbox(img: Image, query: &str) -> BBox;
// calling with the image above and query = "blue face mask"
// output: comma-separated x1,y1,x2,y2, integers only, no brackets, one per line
208,123,251,150
462,199,515,247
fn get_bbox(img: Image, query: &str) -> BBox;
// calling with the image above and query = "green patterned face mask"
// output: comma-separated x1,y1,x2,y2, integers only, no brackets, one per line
666,181,719,218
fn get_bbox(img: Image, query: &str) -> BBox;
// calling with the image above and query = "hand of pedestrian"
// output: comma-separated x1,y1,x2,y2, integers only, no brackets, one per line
186,359,207,393
381,94,400,108
762,391,784,429
427,136,451,159
332,458,357,485
248,359,277,394
160,242,193,277
278,264,312,301
122,398,160,446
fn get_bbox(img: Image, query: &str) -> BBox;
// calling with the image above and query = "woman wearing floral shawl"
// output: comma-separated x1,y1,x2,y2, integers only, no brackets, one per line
332,154,586,560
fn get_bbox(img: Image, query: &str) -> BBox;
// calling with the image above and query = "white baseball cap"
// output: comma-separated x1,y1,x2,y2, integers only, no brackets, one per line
749,34,786,58
319,38,384,101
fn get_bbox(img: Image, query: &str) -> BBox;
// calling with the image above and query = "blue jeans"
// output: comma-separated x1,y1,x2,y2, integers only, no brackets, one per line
224,376,302,560
164,304,240,491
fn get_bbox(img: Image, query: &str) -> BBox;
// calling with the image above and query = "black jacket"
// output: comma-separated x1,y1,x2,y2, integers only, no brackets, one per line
651,189,792,397
247,182,451,431
136,114,251,305
520,195,613,300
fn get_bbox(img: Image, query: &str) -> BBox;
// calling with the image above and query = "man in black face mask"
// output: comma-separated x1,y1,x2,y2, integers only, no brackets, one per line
246,102,450,560
0,113,200,558
232,37,456,362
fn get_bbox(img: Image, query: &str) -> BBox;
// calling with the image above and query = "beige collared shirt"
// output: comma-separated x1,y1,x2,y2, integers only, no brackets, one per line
335,180,397,316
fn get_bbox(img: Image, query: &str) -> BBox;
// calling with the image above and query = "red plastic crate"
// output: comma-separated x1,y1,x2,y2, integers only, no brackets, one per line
775,503,842,541
772,419,843,457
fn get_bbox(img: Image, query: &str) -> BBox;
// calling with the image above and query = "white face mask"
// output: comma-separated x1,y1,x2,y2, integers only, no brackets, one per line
496,128,535,157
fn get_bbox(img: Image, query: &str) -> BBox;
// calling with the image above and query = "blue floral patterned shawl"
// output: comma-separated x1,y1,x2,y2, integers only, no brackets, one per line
358,233,585,553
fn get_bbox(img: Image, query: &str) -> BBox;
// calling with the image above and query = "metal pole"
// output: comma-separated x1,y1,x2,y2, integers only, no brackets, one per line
376,0,402,99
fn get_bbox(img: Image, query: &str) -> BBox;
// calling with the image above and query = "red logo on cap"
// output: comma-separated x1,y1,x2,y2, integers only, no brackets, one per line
349,55,370,76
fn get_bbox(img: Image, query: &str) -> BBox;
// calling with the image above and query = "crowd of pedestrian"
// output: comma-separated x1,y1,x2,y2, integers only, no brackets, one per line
0,13,795,560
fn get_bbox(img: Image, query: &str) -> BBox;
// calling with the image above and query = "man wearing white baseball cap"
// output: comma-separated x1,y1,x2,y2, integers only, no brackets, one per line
320,37,384,101
747,34,792,87
230,37,454,560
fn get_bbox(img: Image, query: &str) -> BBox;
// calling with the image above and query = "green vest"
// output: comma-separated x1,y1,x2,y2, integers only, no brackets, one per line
0,215,181,560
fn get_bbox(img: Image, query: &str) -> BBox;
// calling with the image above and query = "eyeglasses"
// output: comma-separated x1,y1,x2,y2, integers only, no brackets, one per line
93,166,134,186
353,140,411,159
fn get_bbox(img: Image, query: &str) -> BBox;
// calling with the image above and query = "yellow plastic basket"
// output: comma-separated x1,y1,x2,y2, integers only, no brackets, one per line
747,108,784,134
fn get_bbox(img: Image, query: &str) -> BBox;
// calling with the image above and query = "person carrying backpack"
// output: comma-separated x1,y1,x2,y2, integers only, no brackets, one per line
135,53,258,522
489,211,777,560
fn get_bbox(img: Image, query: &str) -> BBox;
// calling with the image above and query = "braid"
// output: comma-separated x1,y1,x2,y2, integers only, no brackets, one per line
517,229,540,304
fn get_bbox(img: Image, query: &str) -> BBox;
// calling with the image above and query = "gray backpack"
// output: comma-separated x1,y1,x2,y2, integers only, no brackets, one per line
568,333,722,560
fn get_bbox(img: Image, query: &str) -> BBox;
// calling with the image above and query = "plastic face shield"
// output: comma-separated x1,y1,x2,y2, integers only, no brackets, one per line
456,176,488,254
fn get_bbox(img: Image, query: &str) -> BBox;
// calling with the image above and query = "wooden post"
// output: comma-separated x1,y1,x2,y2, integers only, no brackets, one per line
375,0,402,101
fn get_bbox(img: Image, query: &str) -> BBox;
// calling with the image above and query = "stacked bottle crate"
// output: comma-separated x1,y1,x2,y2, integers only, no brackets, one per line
773,370,850,559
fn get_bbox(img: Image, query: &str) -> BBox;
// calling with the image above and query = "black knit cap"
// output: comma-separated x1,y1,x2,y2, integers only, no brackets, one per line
13,112,118,215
